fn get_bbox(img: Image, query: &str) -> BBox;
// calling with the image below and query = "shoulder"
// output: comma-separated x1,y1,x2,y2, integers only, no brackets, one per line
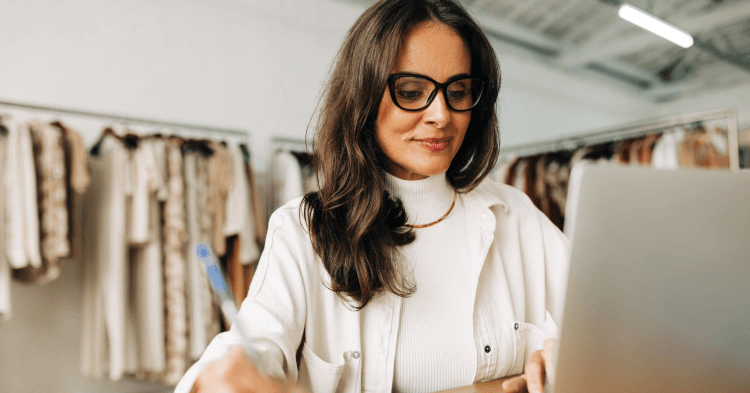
266,196,311,245
248,196,317,298
465,177,541,218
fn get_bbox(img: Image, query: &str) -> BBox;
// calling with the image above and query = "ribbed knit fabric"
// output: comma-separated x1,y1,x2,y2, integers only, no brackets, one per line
386,173,477,393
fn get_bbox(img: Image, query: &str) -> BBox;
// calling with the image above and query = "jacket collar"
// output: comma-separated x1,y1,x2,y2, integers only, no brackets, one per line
462,180,510,214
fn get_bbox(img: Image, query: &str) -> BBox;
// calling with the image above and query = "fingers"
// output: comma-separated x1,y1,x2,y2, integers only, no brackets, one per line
542,338,558,386
542,338,555,363
194,346,287,393
525,349,546,393
501,375,527,393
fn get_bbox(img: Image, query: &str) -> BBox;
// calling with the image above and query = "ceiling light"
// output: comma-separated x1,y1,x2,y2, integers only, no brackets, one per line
618,3,694,48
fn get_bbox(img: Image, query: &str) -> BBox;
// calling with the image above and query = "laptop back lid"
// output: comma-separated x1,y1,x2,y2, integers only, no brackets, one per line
555,164,750,393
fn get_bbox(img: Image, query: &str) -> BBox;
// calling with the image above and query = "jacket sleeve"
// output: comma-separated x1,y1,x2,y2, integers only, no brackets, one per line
538,209,571,337
175,204,308,392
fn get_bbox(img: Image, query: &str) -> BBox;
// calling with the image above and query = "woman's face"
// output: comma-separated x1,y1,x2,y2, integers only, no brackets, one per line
375,22,472,181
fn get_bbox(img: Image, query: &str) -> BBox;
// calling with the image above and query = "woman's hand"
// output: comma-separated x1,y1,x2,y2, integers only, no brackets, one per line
192,346,304,393
501,338,557,393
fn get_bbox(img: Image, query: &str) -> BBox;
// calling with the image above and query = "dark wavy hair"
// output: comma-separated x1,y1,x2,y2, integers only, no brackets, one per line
301,0,501,310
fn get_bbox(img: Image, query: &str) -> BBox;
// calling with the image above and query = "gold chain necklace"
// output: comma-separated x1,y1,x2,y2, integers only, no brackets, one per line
404,190,458,229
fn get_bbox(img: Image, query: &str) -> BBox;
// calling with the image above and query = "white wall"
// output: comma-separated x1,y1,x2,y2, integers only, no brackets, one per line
0,0,366,171
0,1,746,392
652,82,750,131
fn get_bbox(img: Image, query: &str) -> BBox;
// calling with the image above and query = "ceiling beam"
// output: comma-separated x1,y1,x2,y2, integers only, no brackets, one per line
647,64,746,101
470,0,495,10
470,6,561,55
469,7,664,90
501,0,541,21
533,0,588,33
558,2,750,69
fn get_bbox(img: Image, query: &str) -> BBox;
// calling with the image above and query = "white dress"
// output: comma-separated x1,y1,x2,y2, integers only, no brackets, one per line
80,136,129,380
0,129,10,322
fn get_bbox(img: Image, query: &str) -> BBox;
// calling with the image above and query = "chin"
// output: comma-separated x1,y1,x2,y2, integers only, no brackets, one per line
413,163,451,177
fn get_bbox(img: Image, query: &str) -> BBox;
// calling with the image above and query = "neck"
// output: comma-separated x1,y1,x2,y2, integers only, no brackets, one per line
385,172,455,226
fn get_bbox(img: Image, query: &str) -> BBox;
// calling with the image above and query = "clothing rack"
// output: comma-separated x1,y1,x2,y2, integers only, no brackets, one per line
271,136,310,152
499,108,740,171
0,99,249,142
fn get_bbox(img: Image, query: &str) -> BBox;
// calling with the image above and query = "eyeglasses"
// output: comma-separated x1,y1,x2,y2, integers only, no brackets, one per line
387,73,486,112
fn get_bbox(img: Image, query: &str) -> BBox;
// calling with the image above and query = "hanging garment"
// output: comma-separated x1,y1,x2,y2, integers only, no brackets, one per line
523,157,538,204
273,150,304,209
628,138,644,167
651,130,685,170
0,129,11,323
197,151,222,346
224,144,260,265
676,127,729,168
128,139,167,378
224,235,245,307
290,151,317,195
569,146,591,170
163,138,189,386
54,121,91,193
612,139,635,164
533,155,549,216
54,121,90,260
638,133,662,165
511,159,528,194
543,158,569,231
127,138,158,246
13,121,69,284
208,142,233,257
583,142,616,162
493,156,517,185
80,136,129,380
691,126,729,168
242,149,267,250
503,157,522,185
184,148,220,362
2,116,42,270
739,130,750,169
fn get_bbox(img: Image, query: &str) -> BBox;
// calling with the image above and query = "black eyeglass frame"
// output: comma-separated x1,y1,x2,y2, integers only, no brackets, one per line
387,73,487,112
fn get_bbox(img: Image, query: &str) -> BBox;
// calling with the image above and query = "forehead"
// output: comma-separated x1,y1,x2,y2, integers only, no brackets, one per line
392,22,471,81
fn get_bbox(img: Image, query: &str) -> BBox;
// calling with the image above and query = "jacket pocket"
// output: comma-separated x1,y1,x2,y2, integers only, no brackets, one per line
510,321,553,375
297,343,361,393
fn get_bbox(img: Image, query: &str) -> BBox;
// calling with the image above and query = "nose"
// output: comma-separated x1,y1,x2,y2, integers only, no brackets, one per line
423,89,451,128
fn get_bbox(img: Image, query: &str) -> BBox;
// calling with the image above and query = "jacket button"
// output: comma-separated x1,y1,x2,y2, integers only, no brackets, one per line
484,345,491,353
514,323,519,330
352,351,360,359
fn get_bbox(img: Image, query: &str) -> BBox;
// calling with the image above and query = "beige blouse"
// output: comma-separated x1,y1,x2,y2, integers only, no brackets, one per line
13,121,69,284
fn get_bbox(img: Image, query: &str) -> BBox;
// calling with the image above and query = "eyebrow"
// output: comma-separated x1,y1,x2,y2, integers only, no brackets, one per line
396,71,472,81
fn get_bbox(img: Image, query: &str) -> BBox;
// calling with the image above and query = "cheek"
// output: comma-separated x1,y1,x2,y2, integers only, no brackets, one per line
375,95,418,149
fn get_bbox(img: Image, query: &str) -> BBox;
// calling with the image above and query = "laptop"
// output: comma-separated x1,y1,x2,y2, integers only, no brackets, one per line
546,163,750,393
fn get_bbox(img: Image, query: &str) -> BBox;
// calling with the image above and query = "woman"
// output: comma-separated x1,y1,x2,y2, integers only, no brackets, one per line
177,0,569,392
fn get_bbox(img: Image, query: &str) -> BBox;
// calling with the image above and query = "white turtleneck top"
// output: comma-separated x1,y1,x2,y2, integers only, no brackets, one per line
386,173,477,393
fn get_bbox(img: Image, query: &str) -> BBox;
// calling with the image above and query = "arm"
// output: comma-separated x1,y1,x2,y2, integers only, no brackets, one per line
502,211,570,393
175,206,309,393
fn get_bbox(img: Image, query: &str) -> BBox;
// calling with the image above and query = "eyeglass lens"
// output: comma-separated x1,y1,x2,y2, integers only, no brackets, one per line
393,76,483,111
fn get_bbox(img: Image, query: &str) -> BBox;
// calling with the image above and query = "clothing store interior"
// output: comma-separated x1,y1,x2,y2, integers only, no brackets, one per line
1,0,749,392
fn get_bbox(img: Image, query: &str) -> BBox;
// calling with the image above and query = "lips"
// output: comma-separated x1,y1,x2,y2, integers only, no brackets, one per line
414,137,451,152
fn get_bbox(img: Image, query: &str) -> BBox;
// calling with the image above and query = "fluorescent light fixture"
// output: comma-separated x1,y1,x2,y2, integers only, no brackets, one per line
618,3,694,48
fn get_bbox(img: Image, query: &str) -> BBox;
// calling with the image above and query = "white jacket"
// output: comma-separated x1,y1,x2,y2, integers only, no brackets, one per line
175,180,571,393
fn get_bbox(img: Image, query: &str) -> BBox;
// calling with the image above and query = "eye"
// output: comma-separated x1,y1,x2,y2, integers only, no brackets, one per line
397,89,424,101
447,90,468,99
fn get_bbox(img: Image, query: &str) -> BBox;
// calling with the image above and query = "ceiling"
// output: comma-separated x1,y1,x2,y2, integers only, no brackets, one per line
339,0,750,103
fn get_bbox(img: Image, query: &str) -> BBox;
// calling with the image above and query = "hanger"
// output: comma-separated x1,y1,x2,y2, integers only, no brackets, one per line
182,138,214,156
89,127,123,156
239,143,251,164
